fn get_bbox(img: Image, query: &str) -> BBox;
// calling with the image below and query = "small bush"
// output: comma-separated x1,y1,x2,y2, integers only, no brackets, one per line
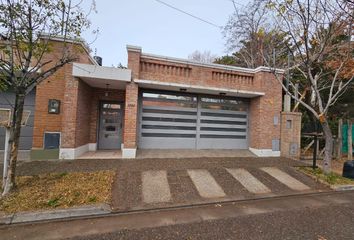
47,197,60,207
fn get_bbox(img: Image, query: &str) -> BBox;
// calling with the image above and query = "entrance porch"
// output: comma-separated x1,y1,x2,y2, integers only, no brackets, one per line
58,63,135,159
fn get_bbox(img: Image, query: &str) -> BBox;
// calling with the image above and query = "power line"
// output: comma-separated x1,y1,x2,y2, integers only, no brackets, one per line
154,0,222,29
225,0,247,8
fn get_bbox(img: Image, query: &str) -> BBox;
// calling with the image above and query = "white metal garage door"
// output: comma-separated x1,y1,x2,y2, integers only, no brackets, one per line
138,90,248,149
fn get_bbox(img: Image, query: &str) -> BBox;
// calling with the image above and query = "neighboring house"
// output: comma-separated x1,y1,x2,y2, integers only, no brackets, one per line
0,89,36,160
0,37,299,160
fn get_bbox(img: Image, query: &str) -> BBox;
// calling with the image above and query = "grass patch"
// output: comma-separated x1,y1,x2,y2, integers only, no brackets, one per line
0,170,115,213
298,167,354,185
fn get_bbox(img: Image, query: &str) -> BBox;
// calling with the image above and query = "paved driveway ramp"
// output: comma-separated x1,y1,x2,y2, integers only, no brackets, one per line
112,164,329,212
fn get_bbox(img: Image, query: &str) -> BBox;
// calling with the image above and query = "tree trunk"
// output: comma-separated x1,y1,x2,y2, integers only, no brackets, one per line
321,120,333,174
2,91,25,196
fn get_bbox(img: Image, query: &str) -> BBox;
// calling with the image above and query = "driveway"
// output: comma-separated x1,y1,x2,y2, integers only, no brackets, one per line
111,157,330,212
1,156,330,212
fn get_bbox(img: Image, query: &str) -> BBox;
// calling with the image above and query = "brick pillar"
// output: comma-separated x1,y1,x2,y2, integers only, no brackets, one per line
280,112,302,159
249,69,282,156
123,83,138,155
60,72,80,159
122,45,141,158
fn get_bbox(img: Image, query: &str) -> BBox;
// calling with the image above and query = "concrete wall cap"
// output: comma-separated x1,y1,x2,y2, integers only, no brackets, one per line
254,66,285,74
39,34,97,65
126,45,142,53
281,112,302,116
140,52,285,75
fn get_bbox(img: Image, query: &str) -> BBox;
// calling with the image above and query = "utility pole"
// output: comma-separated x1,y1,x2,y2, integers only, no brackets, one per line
348,120,353,160
338,119,343,159
283,52,291,112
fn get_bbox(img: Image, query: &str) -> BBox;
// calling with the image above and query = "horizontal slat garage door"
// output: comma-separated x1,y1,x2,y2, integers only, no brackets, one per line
139,91,198,149
139,90,249,149
198,96,248,149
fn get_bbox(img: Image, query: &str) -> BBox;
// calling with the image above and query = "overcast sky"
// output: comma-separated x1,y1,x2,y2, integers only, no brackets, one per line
81,0,250,67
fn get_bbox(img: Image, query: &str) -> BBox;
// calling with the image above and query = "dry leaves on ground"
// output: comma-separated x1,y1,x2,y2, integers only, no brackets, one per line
0,170,115,213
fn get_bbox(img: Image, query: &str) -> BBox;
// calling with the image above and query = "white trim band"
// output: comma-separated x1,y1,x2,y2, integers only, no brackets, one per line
88,143,97,151
59,144,90,159
249,148,281,157
122,148,137,159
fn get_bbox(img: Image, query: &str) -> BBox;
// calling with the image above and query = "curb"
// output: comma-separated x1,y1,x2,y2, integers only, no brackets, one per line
333,185,354,191
296,168,354,191
0,203,111,225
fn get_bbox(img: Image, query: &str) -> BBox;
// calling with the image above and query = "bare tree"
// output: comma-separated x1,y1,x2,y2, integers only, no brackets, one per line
224,0,290,68
0,0,95,196
266,0,354,174
188,50,218,64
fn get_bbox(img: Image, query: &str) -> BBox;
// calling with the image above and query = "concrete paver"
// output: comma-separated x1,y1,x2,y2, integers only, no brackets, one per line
187,169,226,198
226,168,271,194
261,167,310,191
142,170,171,204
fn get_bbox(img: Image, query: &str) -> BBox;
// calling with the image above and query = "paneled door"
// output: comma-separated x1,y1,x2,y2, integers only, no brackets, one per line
98,102,123,150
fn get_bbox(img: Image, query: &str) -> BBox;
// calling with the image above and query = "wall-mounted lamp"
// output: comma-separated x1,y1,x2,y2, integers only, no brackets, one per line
105,84,110,97
48,99,60,114
180,88,187,92
219,92,226,96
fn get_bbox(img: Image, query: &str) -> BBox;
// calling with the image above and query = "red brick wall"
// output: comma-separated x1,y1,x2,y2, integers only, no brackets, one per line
122,49,140,149
75,80,93,147
123,83,138,148
32,40,95,149
280,112,302,159
139,57,256,92
130,50,283,150
61,74,79,148
249,71,282,149
32,65,67,148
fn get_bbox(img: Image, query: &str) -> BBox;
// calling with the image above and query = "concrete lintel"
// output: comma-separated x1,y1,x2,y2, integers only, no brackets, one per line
134,79,265,98
73,63,132,82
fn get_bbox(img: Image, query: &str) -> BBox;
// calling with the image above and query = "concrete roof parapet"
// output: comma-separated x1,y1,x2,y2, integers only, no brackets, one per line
126,45,142,53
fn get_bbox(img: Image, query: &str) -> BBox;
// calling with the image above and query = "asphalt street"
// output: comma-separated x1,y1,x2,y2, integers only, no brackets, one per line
71,203,354,240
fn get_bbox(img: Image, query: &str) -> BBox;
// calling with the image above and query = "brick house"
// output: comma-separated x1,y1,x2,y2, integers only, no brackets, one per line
0,37,301,160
